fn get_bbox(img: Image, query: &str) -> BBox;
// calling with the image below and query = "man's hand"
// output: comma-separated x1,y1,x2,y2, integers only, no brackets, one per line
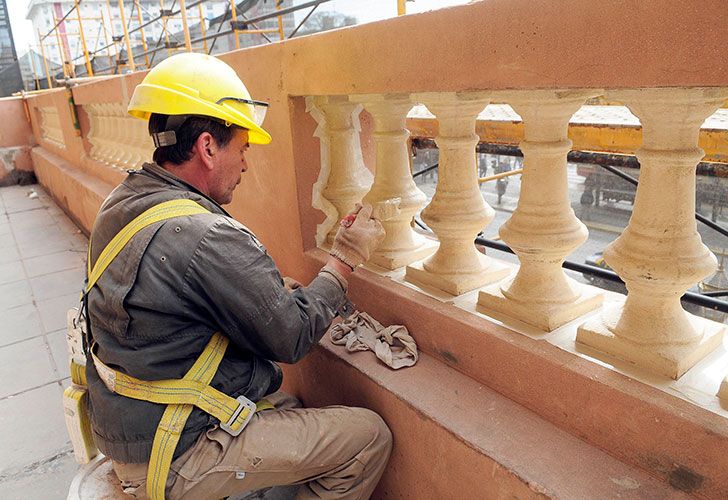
330,203,385,269
282,276,302,291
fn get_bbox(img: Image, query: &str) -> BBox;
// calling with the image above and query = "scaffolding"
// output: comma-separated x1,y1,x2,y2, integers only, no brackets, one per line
31,0,407,87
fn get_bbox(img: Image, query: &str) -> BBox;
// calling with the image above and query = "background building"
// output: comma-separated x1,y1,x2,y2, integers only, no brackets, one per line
25,0,294,79
0,0,23,95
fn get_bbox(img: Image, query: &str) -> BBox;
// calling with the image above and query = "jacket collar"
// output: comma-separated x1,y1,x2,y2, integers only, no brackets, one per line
138,162,232,217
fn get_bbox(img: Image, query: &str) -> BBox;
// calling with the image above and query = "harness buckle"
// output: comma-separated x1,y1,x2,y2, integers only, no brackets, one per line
220,395,257,436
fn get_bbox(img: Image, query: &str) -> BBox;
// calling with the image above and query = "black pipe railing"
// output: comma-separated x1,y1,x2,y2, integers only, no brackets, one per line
596,163,728,239
412,218,728,314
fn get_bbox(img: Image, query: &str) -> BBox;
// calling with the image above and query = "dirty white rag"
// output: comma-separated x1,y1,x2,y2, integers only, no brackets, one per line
330,311,418,369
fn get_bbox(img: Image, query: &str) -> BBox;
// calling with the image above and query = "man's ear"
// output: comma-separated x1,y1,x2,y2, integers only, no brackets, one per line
195,132,216,171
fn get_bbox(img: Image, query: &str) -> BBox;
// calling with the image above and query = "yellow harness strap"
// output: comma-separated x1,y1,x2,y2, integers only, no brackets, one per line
86,199,209,293
85,199,273,500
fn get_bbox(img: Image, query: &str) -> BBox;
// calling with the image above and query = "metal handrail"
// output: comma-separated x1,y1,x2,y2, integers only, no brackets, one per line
597,163,728,239
412,217,728,314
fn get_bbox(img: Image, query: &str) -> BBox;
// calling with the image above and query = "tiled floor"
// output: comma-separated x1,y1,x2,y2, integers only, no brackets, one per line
0,184,87,499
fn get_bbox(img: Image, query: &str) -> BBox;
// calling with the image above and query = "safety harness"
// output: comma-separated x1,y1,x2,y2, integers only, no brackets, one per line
79,199,272,500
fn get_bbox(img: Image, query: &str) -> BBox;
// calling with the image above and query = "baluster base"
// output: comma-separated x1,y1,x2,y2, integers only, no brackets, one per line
405,253,510,296
719,379,728,402
577,304,725,379
371,236,439,270
478,277,603,332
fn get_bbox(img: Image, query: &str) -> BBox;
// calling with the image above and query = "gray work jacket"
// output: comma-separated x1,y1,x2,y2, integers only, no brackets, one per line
86,163,350,463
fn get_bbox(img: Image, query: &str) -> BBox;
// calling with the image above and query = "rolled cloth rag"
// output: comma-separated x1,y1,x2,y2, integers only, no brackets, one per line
330,311,418,369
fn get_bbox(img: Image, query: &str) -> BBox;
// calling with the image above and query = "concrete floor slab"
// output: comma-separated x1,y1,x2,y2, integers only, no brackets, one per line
0,244,20,265
47,330,70,379
0,280,33,311
1,304,44,347
16,236,76,260
23,250,85,279
0,260,25,286
29,268,85,302
36,293,81,334
0,383,70,474
7,209,58,232
0,228,14,245
2,196,46,215
0,185,86,497
0,451,77,500
13,225,72,247
0,336,58,399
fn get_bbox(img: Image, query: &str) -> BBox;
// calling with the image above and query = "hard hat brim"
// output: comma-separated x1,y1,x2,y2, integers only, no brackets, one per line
128,83,272,145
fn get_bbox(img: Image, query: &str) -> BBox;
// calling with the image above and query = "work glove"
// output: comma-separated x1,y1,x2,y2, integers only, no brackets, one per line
331,203,386,269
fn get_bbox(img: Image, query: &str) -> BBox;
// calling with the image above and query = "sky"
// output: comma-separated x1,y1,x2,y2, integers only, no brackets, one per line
7,1,34,56
8,0,472,57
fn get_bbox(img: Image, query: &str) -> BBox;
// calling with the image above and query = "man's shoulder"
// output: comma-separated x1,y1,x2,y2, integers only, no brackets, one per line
189,214,264,250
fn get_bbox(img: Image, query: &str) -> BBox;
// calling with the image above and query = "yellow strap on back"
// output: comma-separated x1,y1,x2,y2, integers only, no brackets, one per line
85,199,273,500
146,332,228,500
86,199,209,293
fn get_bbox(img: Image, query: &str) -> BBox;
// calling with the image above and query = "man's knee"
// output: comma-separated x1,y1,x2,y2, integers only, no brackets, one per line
349,408,392,458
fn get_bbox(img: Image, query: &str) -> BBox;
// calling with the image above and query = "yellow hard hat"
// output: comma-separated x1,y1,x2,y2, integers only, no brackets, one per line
127,52,271,145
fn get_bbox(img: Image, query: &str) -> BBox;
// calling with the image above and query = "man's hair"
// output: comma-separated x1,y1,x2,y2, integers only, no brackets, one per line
148,113,236,165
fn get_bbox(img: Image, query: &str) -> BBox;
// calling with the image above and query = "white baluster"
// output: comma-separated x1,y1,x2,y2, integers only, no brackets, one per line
406,93,509,295
479,90,603,331
577,88,728,379
311,96,373,245
114,104,134,169
97,103,114,165
354,94,437,269
85,104,102,161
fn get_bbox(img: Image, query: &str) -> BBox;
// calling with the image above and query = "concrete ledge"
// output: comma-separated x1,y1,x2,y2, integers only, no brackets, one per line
285,340,690,499
30,146,115,234
299,250,728,498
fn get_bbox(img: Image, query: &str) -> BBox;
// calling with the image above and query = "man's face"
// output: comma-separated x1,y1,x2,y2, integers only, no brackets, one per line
209,128,250,205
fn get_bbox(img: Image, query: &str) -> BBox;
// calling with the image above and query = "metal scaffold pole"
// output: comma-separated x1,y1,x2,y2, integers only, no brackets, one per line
134,0,151,67
160,0,173,56
99,10,114,69
52,15,69,78
37,30,53,88
179,0,192,51
117,0,137,71
75,0,94,76
198,3,208,53
276,1,285,41
230,0,240,49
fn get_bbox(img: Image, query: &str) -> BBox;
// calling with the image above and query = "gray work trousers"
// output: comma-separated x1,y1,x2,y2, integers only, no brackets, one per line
112,393,393,500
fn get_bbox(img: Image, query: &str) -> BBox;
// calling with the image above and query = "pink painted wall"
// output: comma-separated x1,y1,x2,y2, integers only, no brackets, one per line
0,97,33,148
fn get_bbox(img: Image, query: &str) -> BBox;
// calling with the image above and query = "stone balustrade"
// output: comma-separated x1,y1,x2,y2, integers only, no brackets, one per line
309,88,727,382
355,94,436,269
308,96,373,246
84,102,153,171
577,88,728,379
478,90,604,331
38,106,66,149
